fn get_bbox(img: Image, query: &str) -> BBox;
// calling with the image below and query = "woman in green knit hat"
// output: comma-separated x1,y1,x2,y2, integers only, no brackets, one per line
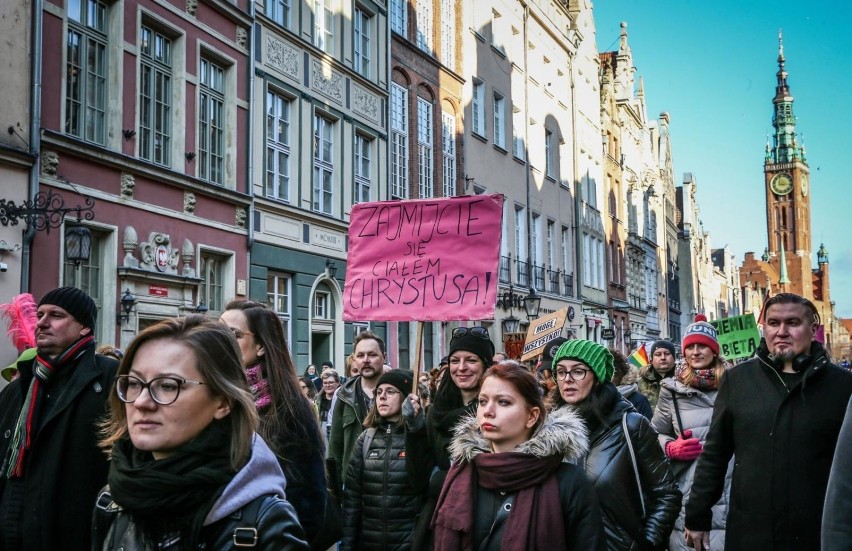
550,339,681,551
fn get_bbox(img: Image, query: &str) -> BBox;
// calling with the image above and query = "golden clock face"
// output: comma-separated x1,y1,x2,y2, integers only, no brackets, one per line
770,173,793,196
801,174,809,196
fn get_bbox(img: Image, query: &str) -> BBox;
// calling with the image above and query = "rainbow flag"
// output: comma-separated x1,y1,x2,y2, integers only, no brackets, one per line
627,345,649,368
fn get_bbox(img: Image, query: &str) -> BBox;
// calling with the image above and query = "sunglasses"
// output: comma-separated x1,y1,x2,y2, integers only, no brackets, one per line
451,326,490,340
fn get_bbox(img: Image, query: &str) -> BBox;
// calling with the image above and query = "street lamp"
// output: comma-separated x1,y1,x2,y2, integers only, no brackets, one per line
501,315,520,334
116,289,136,326
195,301,209,314
325,259,338,278
64,224,92,266
523,288,541,319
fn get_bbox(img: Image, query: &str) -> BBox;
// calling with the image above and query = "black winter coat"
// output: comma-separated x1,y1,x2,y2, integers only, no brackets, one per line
572,383,681,550
342,419,428,551
94,492,308,550
685,341,852,550
0,350,117,551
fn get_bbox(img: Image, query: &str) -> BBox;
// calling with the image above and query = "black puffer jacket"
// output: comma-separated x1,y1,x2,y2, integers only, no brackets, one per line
342,419,428,550
567,383,681,550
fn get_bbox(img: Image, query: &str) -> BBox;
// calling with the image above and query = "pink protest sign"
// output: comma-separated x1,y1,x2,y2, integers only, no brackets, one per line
343,194,503,322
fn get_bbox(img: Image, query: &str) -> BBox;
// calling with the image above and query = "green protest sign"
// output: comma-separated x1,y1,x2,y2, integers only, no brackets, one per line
709,314,760,360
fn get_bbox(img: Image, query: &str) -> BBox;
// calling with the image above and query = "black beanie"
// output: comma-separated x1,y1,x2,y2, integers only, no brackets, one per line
377,369,414,395
448,331,495,367
649,340,676,359
39,286,97,330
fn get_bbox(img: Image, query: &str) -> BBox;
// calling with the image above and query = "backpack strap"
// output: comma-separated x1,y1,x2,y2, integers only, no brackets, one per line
232,496,264,548
622,413,646,519
361,427,378,463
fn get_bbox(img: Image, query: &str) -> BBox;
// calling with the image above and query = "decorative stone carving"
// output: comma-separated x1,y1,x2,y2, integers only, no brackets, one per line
181,238,196,277
352,85,379,123
235,207,247,228
236,27,247,49
122,226,139,268
265,36,300,81
41,151,59,177
311,59,343,104
139,232,181,274
184,191,196,214
120,173,135,198
186,0,197,17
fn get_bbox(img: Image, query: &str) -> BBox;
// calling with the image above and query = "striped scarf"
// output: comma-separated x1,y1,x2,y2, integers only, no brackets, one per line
4,335,94,478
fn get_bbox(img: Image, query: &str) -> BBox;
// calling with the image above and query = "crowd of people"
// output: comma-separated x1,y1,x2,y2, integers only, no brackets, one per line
0,287,849,550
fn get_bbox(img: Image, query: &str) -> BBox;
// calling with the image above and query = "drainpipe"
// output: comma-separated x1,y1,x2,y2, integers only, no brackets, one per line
246,8,256,256
21,0,44,292
523,4,532,292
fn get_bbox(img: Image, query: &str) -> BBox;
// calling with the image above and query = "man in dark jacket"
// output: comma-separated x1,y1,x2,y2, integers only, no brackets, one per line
637,339,677,410
328,330,385,482
0,287,119,550
685,293,852,551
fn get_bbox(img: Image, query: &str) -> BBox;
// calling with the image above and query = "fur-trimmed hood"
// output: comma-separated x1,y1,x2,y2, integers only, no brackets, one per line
620,365,641,385
448,405,589,464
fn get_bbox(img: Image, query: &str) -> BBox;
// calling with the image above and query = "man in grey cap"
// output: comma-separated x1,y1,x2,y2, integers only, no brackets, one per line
0,287,119,550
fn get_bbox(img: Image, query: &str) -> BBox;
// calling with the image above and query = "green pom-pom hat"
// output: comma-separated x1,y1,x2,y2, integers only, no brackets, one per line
551,340,615,383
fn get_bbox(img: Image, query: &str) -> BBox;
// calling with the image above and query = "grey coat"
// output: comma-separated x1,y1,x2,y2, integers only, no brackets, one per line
652,379,731,551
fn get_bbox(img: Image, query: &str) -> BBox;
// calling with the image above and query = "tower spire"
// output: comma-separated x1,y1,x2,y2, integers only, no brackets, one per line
769,29,803,165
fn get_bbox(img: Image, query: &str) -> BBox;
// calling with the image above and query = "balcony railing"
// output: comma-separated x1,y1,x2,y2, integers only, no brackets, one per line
548,269,561,294
499,255,511,283
562,273,574,297
516,261,530,287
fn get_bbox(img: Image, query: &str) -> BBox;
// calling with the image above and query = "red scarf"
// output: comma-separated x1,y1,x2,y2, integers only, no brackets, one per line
5,335,94,477
432,451,566,551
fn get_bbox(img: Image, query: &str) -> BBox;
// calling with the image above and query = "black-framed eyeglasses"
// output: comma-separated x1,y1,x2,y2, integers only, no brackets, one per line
554,368,591,382
115,375,206,406
451,326,490,340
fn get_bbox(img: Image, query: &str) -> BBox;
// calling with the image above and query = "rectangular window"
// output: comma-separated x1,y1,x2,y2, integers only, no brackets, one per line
314,0,335,54
472,81,485,136
200,252,224,312
440,0,455,68
512,105,524,160
417,98,433,198
415,0,432,53
65,0,108,144
313,114,334,214
390,0,406,35
63,228,103,341
561,226,570,274
267,273,291,337
493,93,505,149
547,220,554,268
514,206,525,261
531,213,540,266
354,133,371,203
139,25,172,166
314,292,329,319
265,0,291,28
390,83,408,199
441,111,456,197
583,234,591,286
545,128,555,179
266,90,291,202
354,8,371,78
198,58,225,185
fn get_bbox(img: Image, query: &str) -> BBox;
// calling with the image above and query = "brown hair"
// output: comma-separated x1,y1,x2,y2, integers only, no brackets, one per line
482,360,545,434
99,315,257,470
353,330,386,355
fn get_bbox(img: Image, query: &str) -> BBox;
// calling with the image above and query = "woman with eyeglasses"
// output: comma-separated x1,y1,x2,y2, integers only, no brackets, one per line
93,316,308,550
432,361,604,550
410,326,495,551
341,369,428,550
550,340,681,551
220,300,327,549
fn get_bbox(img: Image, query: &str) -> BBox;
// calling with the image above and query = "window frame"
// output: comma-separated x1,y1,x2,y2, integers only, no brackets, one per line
441,111,456,197
313,113,335,214
472,80,485,137
415,0,433,53
198,57,226,185
139,24,173,166
417,97,434,198
65,0,108,144
354,132,372,203
314,0,335,55
493,92,505,149
265,0,291,28
266,89,292,202
390,0,406,36
390,83,409,199
353,7,371,78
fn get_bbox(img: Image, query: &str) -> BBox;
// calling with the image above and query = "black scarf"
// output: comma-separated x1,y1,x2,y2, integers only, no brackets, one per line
108,419,235,548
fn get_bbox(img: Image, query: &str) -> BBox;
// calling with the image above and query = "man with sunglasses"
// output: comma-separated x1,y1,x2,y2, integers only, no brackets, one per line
0,287,119,551
329,330,387,483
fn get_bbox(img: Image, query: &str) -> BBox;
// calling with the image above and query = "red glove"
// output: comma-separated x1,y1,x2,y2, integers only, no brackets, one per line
665,429,703,461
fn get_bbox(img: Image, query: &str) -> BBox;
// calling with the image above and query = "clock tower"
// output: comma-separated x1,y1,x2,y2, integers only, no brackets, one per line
763,32,811,296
